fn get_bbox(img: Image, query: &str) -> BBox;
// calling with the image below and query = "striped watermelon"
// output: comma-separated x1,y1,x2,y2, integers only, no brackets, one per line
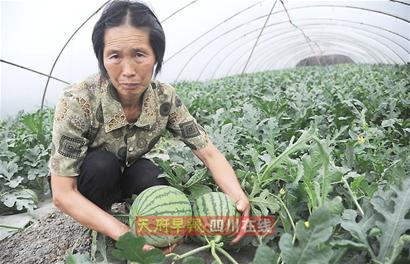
128,185,192,247
192,192,241,244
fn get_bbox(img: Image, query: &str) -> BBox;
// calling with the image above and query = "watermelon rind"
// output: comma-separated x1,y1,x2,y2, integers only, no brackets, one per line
192,192,241,244
128,185,192,247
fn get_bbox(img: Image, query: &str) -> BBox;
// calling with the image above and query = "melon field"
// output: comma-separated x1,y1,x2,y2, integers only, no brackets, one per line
1,63,409,263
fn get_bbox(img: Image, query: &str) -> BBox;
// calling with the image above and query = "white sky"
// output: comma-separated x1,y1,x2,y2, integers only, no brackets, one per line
1,0,409,117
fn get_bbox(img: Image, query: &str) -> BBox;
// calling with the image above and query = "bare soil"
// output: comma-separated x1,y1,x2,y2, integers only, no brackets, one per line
0,208,256,264
0,211,91,264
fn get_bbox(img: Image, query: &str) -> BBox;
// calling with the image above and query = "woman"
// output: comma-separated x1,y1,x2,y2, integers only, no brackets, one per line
49,0,249,253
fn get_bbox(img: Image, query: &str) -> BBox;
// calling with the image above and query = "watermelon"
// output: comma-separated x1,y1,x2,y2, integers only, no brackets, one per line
128,185,192,247
192,192,241,244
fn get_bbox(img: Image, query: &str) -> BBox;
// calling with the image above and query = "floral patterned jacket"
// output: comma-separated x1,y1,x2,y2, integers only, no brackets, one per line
48,73,209,177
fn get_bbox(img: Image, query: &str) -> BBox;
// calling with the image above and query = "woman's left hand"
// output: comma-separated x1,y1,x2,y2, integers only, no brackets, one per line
230,196,250,245
192,142,251,245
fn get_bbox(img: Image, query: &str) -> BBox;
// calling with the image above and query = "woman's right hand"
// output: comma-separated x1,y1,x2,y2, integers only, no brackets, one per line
51,175,131,241
143,243,178,254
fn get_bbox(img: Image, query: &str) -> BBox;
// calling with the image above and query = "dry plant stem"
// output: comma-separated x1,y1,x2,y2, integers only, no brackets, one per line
91,230,98,262
0,224,22,230
69,229,90,256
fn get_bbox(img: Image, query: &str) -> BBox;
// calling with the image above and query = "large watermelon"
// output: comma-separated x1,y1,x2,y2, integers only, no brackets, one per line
192,192,241,244
128,185,192,247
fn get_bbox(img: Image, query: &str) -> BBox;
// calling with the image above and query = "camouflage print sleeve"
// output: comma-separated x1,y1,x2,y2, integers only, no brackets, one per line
166,85,209,150
48,89,90,176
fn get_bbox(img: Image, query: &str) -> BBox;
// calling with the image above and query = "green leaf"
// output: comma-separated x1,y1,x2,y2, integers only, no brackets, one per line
389,235,410,264
261,128,314,182
303,180,318,212
184,168,208,188
0,160,18,179
66,252,92,264
251,244,278,264
381,118,396,128
111,232,164,264
371,176,410,262
327,196,344,215
155,159,188,190
279,206,339,264
96,232,108,263
0,188,38,211
340,178,410,263
182,256,206,264
250,189,280,216
330,239,368,250
5,176,24,188
340,208,376,243
339,199,379,259
187,184,212,201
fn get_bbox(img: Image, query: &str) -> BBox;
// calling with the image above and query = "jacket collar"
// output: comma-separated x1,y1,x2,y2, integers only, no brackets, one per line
101,82,157,133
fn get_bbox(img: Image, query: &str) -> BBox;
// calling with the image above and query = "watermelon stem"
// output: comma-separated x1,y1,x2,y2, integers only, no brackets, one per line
259,129,313,184
210,240,223,264
216,247,240,264
166,244,211,261
273,193,297,243
341,174,364,217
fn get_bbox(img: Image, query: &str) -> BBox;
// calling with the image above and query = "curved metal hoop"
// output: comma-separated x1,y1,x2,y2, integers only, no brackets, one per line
198,19,408,80
245,28,405,74
173,4,410,81
212,30,383,79
232,38,387,77
257,38,388,73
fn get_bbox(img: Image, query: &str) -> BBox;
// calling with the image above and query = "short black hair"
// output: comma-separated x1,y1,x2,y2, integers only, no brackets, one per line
92,0,165,78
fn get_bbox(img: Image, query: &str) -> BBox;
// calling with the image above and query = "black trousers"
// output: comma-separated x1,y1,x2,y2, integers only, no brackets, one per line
49,150,169,210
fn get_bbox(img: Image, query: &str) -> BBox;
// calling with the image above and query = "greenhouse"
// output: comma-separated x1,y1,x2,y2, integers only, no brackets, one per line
1,0,409,263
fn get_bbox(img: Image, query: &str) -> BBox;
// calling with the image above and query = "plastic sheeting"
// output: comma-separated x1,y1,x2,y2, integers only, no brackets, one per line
1,0,409,117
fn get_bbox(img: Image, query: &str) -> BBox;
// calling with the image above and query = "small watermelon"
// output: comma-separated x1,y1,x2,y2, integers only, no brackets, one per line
128,185,192,247
192,192,241,244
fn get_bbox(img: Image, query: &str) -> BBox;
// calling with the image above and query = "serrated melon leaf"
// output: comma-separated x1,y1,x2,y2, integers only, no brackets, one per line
182,256,206,264
250,189,280,216
251,244,278,264
371,176,410,262
66,252,92,264
0,188,38,211
279,206,339,264
112,232,164,264
339,204,378,255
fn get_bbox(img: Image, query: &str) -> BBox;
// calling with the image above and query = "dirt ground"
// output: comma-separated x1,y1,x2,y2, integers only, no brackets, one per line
0,208,256,264
0,211,91,264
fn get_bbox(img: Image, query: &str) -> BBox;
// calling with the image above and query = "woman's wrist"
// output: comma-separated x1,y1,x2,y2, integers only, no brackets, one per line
110,222,131,241
227,187,248,201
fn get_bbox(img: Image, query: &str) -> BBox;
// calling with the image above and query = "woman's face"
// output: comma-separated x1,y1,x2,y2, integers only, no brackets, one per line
103,25,156,101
